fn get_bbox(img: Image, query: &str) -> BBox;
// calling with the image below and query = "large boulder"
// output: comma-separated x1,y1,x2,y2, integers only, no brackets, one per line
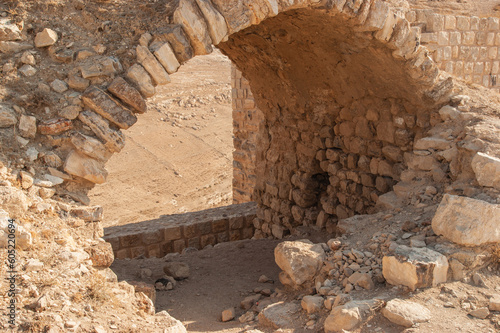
382,245,448,291
274,240,325,286
432,194,500,246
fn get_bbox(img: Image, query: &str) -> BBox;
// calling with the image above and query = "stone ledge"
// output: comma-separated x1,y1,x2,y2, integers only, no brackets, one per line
104,202,256,259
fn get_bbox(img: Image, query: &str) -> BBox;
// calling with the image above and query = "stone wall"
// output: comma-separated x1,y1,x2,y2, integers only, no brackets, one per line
232,65,264,204
408,10,500,92
103,202,256,259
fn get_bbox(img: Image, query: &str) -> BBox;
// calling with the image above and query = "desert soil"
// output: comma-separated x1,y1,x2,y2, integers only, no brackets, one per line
88,50,233,228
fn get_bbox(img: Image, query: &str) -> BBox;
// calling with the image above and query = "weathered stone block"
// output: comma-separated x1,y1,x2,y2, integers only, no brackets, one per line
173,0,213,55
194,0,228,44
471,152,500,190
70,132,112,162
18,115,37,138
153,25,194,63
85,241,114,267
382,245,448,290
432,194,500,246
107,77,147,114
63,150,108,184
78,111,125,153
136,45,171,85
164,226,182,241
38,118,73,135
70,205,103,221
150,42,181,74
382,299,431,327
126,64,155,98
35,28,58,47
0,105,17,127
82,86,137,129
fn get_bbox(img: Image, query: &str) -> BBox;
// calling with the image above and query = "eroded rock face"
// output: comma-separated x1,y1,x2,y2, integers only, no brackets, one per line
274,240,325,286
432,194,500,246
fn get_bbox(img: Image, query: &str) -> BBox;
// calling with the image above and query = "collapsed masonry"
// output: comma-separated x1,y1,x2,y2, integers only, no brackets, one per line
1,0,500,255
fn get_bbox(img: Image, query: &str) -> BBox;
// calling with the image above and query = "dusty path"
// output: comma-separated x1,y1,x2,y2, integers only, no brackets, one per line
88,51,234,228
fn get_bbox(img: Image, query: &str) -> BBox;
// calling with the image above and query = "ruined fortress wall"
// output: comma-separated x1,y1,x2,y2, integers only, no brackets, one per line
409,10,500,92
231,66,264,204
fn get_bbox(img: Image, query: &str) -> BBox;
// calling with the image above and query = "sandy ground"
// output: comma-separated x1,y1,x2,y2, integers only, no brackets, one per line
88,51,234,228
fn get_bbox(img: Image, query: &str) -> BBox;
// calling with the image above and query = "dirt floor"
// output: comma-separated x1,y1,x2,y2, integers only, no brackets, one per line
88,50,234,228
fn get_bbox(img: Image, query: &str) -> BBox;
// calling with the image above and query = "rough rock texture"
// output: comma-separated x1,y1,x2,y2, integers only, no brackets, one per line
471,152,500,190
63,150,108,184
274,240,325,286
0,187,29,219
432,194,500,246
34,28,58,47
382,245,448,290
163,262,190,280
258,302,301,329
324,299,381,333
382,299,431,327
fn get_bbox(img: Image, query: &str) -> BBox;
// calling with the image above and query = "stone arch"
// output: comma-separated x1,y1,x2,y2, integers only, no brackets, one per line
7,0,489,239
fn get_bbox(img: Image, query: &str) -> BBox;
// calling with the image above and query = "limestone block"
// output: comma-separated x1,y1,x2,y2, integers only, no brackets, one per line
363,0,390,31
489,295,500,311
211,0,276,34
471,152,500,190
126,64,155,98
0,18,22,41
431,194,500,246
274,240,325,286
18,64,36,76
64,150,108,184
80,56,122,79
325,299,380,333
0,41,32,53
85,240,114,267
173,0,213,55
70,205,103,222
414,137,452,151
136,45,171,85
20,51,36,65
301,295,323,314
382,245,448,290
18,115,37,138
0,105,17,127
150,42,181,75
405,153,438,171
82,86,137,129
78,111,125,153
37,118,73,135
382,299,431,327
153,25,194,63
258,302,300,330
194,0,228,44
35,28,58,47
439,105,460,121
107,77,147,114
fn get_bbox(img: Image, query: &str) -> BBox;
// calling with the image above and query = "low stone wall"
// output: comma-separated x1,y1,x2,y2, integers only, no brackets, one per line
104,202,256,259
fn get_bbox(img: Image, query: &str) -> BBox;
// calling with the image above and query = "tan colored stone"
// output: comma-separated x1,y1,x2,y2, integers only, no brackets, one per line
136,45,171,85
82,86,137,129
325,299,380,333
85,240,114,267
0,41,32,53
194,0,228,44
66,74,90,91
432,194,500,246
382,245,448,290
37,118,73,135
35,28,58,47
0,105,17,127
18,115,37,138
221,308,235,322
150,42,181,74
173,0,213,55
471,152,500,190
274,240,325,286
489,295,500,311
414,137,453,151
63,150,108,184
0,187,29,219
382,299,431,327
80,56,122,79
258,302,300,330
301,295,323,314
126,64,155,97
59,105,82,120
153,25,194,64
107,77,147,114
78,111,125,153
70,205,103,222
0,18,22,41
70,132,112,161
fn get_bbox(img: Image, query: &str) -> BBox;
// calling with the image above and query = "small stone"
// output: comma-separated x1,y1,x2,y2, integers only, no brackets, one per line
38,118,72,135
18,115,37,138
469,307,489,319
63,150,107,184
401,221,417,232
107,77,147,114
241,294,261,310
471,152,500,190
439,105,460,121
126,64,155,97
239,311,255,323
20,171,34,189
0,186,29,218
410,239,426,248
382,299,431,327
163,262,189,280
0,105,17,127
301,295,323,314
59,105,82,120
348,272,374,290
0,41,32,54
221,308,235,322
70,205,103,221
325,299,380,333
35,28,58,47
50,79,68,93
258,302,300,329
327,238,342,250
20,51,36,65
472,272,487,287
489,295,500,311
18,64,36,76
258,275,272,283
25,258,44,272
66,74,90,91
